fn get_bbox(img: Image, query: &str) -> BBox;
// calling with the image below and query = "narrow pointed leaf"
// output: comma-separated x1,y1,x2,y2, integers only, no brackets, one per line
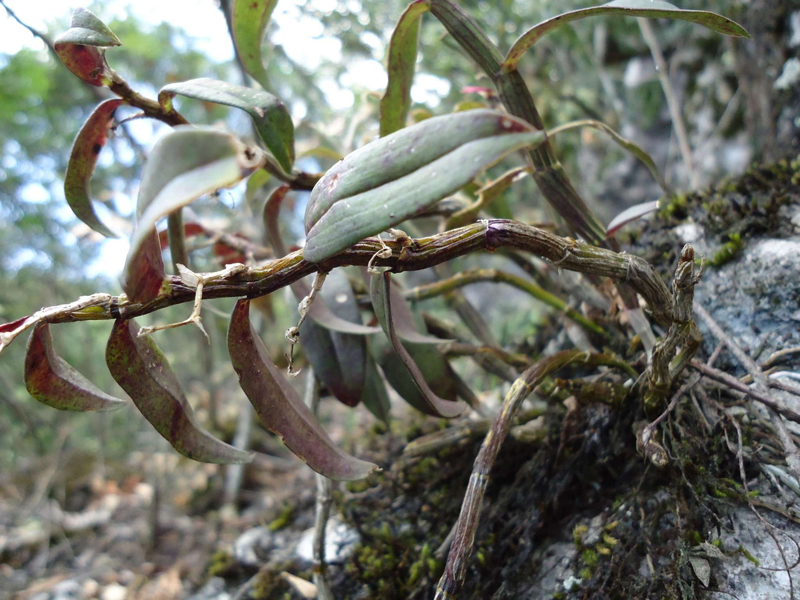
64,99,124,238
106,319,253,464
304,109,544,263
123,127,259,302
123,227,166,305
547,119,671,194
54,8,120,86
232,0,278,88
504,0,750,70
380,0,430,137
160,78,294,173
299,270,368,406
227,299,378,480
263,185,381,336
370,271,464,418
25,323,126,412
262,186,372,406
361,355,391,424
606,200,661,238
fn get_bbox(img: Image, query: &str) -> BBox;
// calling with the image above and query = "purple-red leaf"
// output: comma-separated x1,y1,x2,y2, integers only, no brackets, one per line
121,227,166,304
106,319,253,464
25,323,126,412
54,8,120,86
64,99,124,238
227,299,378,480
263,185,381,336
370,271,465,418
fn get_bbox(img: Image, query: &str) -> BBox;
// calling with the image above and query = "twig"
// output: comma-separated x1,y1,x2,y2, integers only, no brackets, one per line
762,347,800,371
435,350,635,600
0,220,677,355
689,361,800,424
694,303,800,480
222,402,254,511
638,18,697,189
304,371,335,600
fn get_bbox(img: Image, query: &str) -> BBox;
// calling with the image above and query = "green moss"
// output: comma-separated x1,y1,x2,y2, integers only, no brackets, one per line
206,550,235,577
659,193,689,220
738,545,761,566
581,549,599,568
268,503,297,531
708,232,742,267
573,524,588,546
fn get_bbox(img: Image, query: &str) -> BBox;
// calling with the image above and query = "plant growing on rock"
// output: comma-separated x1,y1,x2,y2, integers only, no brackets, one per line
2,2,767,598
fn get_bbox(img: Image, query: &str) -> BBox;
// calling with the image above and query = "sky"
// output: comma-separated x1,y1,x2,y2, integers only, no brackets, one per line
0,0,449,277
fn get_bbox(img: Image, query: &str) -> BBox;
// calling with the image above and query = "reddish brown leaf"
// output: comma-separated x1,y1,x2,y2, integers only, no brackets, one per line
64,99,124,238
54,8,120,86
25,323,126,412
121,227,165,304
227,299,378,480
106,319,253,464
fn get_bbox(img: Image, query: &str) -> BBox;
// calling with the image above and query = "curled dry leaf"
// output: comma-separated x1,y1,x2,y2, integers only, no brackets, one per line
64,99,125,238
25,323,127,412
503,0,750,71
231,0,278,88
54,7,121,86
160,78,294,173
370,271,465,418
106,319,253,464
122,127,261,303
380,0,431,137
303,109,545,263
227,299,378,480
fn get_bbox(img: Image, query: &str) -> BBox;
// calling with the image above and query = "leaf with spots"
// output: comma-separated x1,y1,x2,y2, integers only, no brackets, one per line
64,99,124,238
380,0,430,137
231,0,278,89
122,126,260,303
160,78,294,173
227,299,378,480
106,319,253,464
54,7,121,86
303,109,545,263
503,0,750,71
25,323,127,412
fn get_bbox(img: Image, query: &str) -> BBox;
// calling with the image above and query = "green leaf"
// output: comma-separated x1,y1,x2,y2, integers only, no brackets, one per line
54,8,121,86
380,0,430,137
106,319,253,464
122,126,260,303
64,99,124,238
304,109,544,263
503,0,750,70
361,354,392,425
369,271,464,418
547,119,671,195
160,78,294,173
227,299,378,480
25,323,127,412
231,0,278,88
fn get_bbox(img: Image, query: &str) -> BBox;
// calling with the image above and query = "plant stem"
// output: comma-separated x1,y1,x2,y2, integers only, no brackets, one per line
0,220,676,353
304,371,335,600
434,350,634,600
405,268,607,338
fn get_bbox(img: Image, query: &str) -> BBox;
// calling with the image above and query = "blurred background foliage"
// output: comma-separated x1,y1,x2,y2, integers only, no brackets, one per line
0,0,793,478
